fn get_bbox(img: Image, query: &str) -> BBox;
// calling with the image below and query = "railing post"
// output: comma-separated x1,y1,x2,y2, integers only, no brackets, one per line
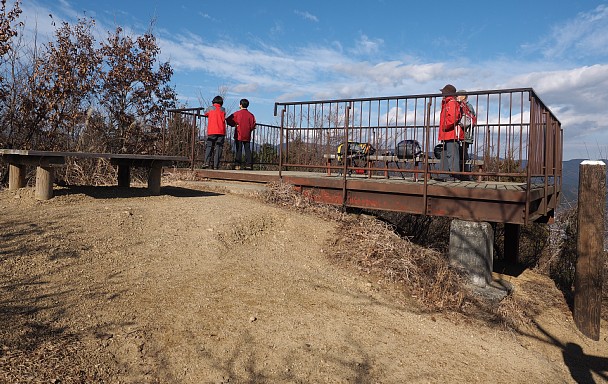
190,113,197,170
342,103,351,208
422,99,432,215
161,114,166,155
574,160,606,340
279,108,285,178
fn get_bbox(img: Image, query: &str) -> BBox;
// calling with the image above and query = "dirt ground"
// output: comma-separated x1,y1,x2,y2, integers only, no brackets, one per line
1,178,607,383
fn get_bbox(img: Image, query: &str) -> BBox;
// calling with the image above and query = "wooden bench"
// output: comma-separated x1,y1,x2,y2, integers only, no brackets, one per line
0,149,189,200
323,153,484,181
323,153,423,179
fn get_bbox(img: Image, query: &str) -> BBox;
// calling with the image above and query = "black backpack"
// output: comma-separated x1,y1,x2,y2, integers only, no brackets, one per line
396,140,422,159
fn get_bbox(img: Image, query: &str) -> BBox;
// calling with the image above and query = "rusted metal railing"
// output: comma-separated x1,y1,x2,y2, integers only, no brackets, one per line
164,107,281,170
272,88,562,191
162,89,562,222
162,89,561,224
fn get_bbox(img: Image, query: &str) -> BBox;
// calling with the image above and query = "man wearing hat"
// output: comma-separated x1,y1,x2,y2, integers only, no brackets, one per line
436,84,463,181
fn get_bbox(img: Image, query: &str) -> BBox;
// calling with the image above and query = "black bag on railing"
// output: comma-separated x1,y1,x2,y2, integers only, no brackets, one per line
396,140,422,159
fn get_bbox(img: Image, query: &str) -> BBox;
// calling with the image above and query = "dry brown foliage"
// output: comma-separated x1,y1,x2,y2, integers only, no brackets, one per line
0,0,21,83
494,294,533,329
329,214,466,311
0,12,176,187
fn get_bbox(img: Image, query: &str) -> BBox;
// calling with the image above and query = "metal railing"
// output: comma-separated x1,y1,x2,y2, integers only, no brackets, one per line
272,88,562,184
163,107,281,170
162,89,562,220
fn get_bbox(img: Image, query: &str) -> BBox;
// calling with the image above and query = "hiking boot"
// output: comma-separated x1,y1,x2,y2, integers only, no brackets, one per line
201,163,210,169
234,165,241,170
244,166,253,170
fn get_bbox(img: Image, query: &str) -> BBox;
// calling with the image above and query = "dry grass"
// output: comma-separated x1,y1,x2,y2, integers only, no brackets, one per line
494,294,533,330
329,214,466,311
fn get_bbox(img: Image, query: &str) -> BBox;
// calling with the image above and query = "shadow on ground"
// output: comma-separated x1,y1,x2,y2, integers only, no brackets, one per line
53,185,222,199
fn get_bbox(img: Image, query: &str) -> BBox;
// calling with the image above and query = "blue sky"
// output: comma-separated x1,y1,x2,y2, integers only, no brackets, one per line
19,0,608,160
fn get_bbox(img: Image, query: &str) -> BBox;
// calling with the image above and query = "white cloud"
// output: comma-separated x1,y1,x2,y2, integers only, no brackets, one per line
294,10,319,23
350,34,383,56
508,64,608,113
525,4,608,60
269,21,283,36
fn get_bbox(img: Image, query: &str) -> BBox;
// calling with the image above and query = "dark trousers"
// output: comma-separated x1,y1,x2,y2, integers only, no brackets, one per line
235,140,252,167
204,134,225,169
438,140,461,179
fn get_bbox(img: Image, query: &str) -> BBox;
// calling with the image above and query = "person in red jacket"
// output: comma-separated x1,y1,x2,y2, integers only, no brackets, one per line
227,98,256,170
436,84,463,181
202,95,227,169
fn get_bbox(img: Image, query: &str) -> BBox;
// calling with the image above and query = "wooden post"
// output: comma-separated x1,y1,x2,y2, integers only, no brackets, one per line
147,164,162,195
504,223,521,264
117,164,130,187
574,160,606,341
35,165,54,200
8,163,26,190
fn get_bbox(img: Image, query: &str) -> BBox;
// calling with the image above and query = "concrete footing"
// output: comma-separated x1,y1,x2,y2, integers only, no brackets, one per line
449,219,494,287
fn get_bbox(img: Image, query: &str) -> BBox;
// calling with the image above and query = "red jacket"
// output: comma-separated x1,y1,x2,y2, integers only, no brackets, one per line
227,108,256,141
204,103,226,135
438,96,463,141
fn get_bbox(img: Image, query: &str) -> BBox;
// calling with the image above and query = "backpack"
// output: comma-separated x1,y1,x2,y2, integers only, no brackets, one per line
459,101,477,143
396,140,422,159
336,141,375,162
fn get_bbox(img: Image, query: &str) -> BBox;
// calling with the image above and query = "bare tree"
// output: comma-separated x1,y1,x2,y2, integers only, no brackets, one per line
0,0,21,148
43,17,101,150
99,26,176,153
0,0,21,88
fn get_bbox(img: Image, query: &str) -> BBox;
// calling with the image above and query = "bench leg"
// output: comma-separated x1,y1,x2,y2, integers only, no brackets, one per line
147,165,162,195
8,163,26,190
35,165,54,200
117,164,131,187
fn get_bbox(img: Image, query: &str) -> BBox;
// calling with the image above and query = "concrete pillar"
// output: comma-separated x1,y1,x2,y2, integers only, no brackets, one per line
449,219,494,287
